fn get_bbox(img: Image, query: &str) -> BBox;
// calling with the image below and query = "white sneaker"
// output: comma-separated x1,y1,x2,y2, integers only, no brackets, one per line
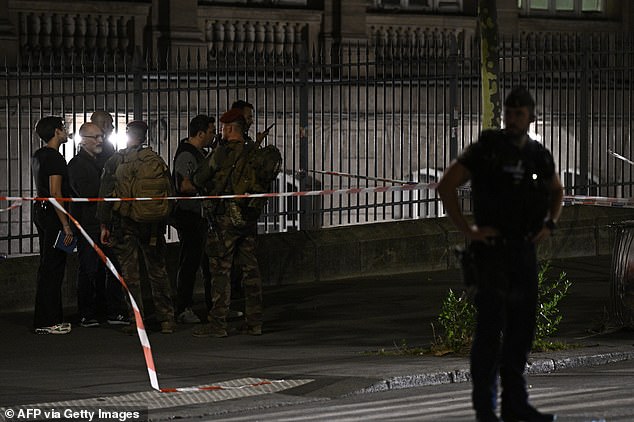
107,314,130,326
80,318,99,328
177,308,201,324
35,323,72,335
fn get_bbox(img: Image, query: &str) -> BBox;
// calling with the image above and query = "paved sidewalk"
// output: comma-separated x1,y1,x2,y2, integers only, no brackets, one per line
0,255,632,419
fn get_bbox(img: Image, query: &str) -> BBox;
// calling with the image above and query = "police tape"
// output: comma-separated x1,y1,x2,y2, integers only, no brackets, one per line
4,186,634,393
47,199,297,395
309,169,418,185
0,181,435,204
1,181,633,209
48,198,161,392
562,195,634,208
0,199,22,212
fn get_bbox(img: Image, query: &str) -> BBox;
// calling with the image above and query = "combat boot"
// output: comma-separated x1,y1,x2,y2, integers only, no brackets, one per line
161,320,177,334
192,320,227,338
237,323,262,336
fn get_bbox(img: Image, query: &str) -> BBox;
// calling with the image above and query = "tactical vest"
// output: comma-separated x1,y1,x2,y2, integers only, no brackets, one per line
172,139,206,196
468,130,554,238
193,140,282,221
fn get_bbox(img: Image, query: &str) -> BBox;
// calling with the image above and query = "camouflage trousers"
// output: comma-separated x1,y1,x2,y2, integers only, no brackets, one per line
111,220,174,323
206,213,262,329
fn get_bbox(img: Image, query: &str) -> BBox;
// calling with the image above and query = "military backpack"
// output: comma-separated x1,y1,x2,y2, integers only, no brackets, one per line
112,146,175,223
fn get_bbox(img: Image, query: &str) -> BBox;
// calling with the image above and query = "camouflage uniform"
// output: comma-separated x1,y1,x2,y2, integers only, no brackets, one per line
97,144,175,325
207,213,262,330
193,132,263,334
109,218,174,324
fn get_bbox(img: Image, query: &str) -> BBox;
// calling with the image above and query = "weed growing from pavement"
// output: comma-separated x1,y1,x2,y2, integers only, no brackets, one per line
366,261,574,357
533,262,572,350
430,261,573,355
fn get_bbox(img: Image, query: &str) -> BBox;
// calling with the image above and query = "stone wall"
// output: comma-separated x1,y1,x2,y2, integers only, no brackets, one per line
1,205,632,314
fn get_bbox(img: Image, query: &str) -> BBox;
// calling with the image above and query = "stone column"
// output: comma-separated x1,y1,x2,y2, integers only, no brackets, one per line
0,0,18,65
624,1,634,33
496,0,520,37
150,0,206,66
322,0,368,65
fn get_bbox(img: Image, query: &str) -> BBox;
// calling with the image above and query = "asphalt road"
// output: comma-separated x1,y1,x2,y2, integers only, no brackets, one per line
1,255,632,422
182,359,634,422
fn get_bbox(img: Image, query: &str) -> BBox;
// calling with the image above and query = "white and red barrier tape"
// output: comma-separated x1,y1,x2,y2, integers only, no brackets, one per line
47,199,296,394
1,182,633,209
2,182,632,392
48,198,161,391
0,199,22,212
309,169,418,185
0,182,433,204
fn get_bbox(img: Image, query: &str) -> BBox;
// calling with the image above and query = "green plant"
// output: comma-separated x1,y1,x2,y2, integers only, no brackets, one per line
533,262,572,350
432,261,572,354
431,288,476,355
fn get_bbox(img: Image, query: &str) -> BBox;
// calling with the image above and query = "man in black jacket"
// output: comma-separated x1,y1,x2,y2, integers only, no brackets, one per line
90,111,116,168
68,122,128,327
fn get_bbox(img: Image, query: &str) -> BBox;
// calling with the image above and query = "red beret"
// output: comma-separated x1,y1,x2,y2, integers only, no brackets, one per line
219,108,245,124
126,120,148,132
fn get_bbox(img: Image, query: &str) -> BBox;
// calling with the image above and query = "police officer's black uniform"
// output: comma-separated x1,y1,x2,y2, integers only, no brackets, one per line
458,129,556,422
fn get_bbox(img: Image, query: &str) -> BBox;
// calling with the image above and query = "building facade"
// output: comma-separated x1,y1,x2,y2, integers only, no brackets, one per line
0,1,631,63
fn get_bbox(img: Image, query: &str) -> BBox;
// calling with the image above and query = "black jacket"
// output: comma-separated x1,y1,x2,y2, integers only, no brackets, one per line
68,148,103,233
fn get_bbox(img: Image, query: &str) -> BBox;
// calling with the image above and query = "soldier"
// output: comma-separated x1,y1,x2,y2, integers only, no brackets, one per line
231,100,271,145
191,108,265,337
97,121,176,334
437,87,562,422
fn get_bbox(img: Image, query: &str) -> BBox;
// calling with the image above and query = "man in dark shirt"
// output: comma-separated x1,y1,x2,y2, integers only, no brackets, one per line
68,122,128,327
437,87,563,422
90,111,116,168
31,115,74,335
172,115,215,324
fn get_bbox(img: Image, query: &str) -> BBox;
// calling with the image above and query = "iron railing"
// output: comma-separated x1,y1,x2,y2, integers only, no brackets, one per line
1,32,632,256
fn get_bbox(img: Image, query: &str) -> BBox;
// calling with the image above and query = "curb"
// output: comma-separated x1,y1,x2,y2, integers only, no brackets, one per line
354,350,634,395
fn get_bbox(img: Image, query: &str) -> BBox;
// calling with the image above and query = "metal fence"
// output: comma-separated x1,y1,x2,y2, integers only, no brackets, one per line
1,32,633,256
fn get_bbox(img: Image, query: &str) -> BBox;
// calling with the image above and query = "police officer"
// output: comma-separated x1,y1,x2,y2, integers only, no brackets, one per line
191,108,264,338
437,87,563,422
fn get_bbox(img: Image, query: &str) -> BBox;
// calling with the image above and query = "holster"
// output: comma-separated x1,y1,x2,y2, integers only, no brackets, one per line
455,245,478,287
